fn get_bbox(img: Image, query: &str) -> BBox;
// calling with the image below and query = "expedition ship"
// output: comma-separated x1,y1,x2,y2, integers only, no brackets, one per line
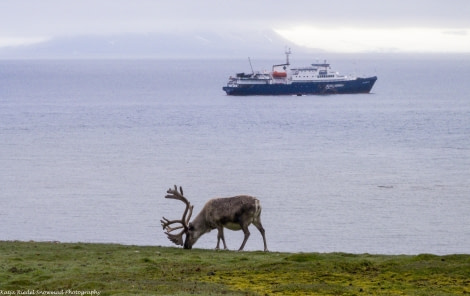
222,50,377,96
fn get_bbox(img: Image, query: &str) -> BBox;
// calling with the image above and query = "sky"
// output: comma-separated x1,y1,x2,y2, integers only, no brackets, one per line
1,0,470,56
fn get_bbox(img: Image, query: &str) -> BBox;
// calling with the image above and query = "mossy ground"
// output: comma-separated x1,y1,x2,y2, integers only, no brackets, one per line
0,241,469,295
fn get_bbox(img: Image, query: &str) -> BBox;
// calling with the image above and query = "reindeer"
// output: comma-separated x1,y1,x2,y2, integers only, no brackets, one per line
161,185,268,251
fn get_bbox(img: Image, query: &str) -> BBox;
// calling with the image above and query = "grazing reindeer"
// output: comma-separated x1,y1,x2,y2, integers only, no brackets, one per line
161,185,268,251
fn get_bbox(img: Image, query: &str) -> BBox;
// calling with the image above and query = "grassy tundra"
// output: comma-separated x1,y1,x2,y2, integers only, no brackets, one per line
0,241,469,295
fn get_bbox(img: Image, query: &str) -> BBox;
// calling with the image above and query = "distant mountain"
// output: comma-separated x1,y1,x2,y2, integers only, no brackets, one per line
0,30,320,59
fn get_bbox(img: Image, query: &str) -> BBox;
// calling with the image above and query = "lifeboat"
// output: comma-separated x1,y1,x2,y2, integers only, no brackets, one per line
272,71,287,78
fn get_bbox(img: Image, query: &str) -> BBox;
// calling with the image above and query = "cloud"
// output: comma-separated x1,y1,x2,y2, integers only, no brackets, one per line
0,37,50,48
1,1,470,56
275,27,470,53
2,1,470,38
442,30,468,36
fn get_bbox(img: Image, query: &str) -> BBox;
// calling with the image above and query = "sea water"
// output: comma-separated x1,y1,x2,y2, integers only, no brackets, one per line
1,56,469,254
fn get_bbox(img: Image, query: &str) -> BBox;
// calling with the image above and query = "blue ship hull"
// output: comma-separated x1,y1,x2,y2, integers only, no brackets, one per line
223,76,377,96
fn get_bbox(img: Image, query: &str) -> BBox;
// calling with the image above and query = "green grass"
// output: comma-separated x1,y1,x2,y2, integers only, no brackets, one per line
0,241,469,295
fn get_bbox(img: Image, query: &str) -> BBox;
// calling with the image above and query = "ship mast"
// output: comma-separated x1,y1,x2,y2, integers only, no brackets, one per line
248,57,254,74
285,48,291,65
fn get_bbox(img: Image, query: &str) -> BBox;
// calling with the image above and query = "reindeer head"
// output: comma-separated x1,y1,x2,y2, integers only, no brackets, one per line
184,221,205,249
161,185,194,249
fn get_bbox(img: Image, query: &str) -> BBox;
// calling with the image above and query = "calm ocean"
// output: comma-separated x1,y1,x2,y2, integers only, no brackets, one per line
1,56,469,254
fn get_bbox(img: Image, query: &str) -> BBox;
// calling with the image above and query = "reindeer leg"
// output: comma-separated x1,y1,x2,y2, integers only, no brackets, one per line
216,226,227,250
238,224,251,251
253,220,268,252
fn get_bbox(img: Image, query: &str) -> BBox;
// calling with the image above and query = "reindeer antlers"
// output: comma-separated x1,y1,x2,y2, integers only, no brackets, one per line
161,185,194,246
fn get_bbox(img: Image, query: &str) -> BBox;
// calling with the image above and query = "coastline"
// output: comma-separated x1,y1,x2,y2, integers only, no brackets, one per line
1,240,469,295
